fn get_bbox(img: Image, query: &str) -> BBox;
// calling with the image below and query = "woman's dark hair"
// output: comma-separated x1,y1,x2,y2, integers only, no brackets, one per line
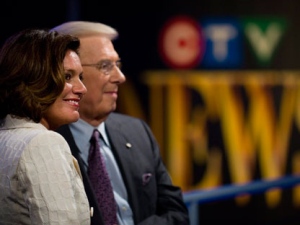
0,28,80,122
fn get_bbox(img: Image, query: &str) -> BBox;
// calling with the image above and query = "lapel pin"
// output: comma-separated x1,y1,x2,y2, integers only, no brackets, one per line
126,143,132,148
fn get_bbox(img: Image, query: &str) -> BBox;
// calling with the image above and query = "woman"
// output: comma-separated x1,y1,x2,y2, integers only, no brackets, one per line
0,29,90,224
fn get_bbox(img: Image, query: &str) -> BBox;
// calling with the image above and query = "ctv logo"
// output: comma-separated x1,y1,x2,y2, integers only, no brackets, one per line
158,15,287,69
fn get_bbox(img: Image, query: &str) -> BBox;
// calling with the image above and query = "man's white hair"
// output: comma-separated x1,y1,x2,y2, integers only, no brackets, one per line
51,21,118,40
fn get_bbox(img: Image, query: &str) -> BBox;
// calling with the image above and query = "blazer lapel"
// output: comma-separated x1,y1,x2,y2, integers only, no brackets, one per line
72,156,82,179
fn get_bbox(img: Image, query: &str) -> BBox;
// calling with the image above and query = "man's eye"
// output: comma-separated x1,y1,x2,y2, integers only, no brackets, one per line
100,62,110,70
116,61,122,69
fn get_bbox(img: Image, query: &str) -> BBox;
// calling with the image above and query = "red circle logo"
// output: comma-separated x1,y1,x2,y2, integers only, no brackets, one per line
159,15,205,69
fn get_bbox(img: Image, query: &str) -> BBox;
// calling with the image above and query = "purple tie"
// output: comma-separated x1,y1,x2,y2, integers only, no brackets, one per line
88,129,118,225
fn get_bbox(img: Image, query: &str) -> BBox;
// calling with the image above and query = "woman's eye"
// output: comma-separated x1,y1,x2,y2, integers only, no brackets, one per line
65,73,71,80
79,74,84,81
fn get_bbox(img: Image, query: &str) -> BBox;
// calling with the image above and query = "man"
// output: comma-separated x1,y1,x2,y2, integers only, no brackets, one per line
52,21,190,225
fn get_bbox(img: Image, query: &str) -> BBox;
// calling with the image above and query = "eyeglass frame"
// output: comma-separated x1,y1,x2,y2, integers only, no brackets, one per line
82,59,122,75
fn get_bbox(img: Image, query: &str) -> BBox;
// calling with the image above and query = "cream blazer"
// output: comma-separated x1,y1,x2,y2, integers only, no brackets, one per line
0,115,91,225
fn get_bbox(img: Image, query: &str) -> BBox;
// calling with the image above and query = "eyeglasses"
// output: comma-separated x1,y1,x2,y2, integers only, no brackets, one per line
82,60,122,75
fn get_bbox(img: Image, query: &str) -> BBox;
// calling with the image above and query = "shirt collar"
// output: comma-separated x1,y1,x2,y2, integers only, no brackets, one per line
69,118,110,153
99,122,110,147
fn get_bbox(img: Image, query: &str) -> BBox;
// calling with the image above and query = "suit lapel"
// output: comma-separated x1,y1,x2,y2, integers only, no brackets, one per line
105,117,134,176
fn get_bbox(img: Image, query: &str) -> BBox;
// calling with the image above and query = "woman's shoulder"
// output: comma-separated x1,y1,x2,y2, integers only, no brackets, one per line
28,129,69,149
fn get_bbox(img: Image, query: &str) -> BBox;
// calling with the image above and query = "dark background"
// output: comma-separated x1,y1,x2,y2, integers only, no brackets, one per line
2,0,300,107
2,0,300,76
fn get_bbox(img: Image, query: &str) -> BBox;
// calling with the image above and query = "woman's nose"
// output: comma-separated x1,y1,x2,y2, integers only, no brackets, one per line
74,79,87,95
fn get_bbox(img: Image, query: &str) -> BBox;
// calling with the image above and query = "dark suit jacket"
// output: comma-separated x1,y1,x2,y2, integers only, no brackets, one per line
56,112,190,225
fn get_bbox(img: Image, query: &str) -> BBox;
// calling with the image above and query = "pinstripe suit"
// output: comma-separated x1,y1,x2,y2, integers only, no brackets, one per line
0,115,90,225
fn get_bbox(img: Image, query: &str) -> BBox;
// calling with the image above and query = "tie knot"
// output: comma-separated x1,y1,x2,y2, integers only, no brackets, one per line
90,129,100,143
